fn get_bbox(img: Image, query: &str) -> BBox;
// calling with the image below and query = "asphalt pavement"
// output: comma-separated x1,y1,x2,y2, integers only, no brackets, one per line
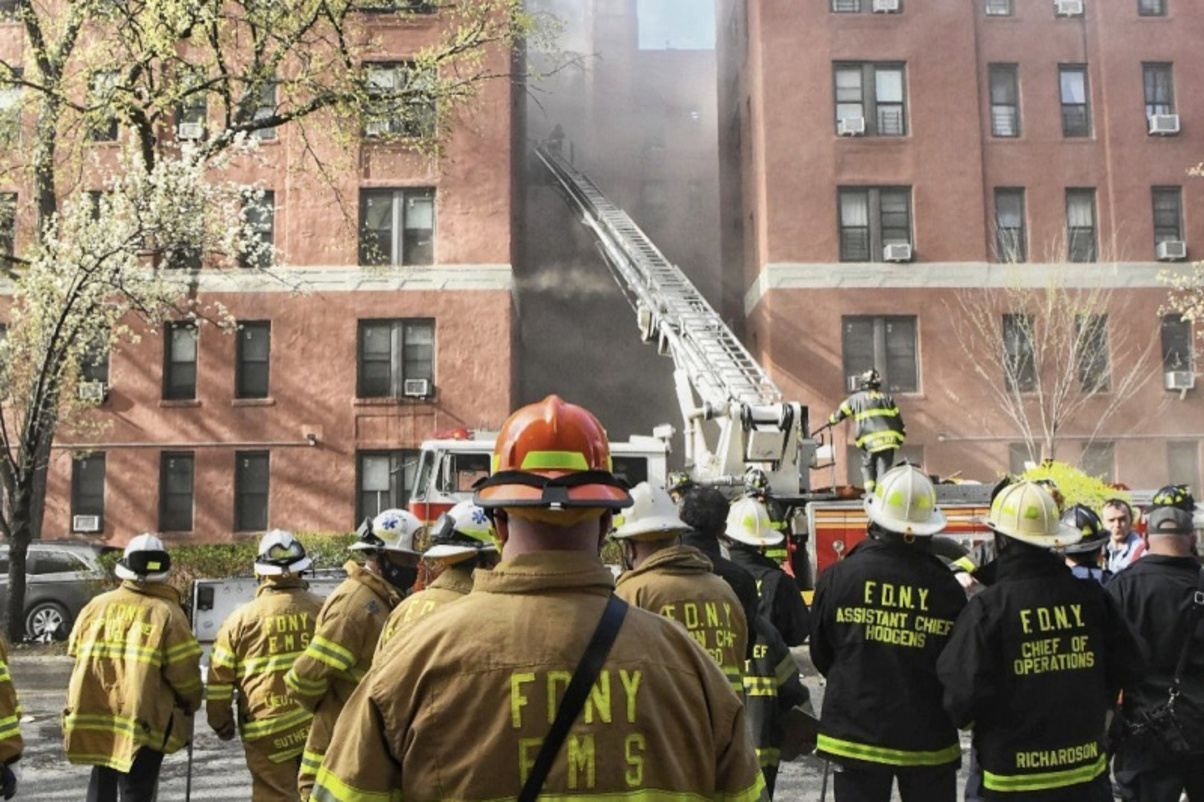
9,651,969,801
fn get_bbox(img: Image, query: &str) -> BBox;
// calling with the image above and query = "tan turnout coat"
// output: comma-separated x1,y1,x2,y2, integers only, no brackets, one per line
373,563,474,661
0,640,22,765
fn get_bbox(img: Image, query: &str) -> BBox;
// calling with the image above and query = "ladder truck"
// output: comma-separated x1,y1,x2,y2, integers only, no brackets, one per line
535,144,819,502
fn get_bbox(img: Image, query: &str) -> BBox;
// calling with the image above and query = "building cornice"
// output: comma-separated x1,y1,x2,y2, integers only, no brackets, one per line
744,261,1190,316
0,264,514,296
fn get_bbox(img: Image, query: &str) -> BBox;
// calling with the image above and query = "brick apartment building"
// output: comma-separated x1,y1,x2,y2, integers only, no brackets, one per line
0,13,519,543
717,0,1204,490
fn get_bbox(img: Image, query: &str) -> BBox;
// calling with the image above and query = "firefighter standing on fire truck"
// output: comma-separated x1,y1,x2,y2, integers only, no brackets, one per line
207,530,323,802
284,509,419,800
811,465,967,801
373,500,499,661
828,368,905,492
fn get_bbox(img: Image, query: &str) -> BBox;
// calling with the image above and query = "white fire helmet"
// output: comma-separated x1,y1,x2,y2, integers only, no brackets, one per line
349,508,425,557
725,497,785,547
864,464,948,537
115,533,172,583
424,501,498,562
254,529,313,576
611,482,690,541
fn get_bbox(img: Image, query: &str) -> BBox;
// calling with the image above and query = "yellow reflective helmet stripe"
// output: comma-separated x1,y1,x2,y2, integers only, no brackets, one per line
817,734,961,767
519,450,591,471
983,754,1106,792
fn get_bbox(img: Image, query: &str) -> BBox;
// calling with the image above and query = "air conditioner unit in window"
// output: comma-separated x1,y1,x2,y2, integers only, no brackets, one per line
1165,370,1196,391
884,243,913,262
78,381,107,404
364,119,388,137
1149,114,1181,136
176,121,204,141
872,0,901,12
1054,0,1083,16
1157,240,1187,261
402,378,432,398
837,117,866,136
72,515,101,534
847,375,862,393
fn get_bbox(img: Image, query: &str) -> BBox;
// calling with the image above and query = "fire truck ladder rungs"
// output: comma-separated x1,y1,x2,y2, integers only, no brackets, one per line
535,145,782,414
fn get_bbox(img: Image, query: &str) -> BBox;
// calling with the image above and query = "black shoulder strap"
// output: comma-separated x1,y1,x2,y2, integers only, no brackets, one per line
517,594,628,802
1168,567,1204,695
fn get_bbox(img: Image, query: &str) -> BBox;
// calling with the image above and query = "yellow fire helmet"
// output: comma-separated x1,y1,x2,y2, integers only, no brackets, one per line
864,464,947,537
611,482,690,541
725,496,785,548
984,481,1083,549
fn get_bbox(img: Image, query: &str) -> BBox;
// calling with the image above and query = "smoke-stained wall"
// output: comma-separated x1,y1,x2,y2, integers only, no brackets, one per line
519,0,725,441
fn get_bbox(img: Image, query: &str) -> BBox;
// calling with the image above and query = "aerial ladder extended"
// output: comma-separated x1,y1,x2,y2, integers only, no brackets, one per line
535,144,819,499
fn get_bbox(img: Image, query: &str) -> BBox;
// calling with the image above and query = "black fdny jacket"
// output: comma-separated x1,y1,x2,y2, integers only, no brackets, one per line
1106,554,1203,771
937,543,1143,796
729,544,812,647
744,613,807,778
811,537,966,769
828,389,905,454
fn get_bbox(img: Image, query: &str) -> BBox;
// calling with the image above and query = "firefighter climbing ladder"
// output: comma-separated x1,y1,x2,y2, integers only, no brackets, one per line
535,145,813,495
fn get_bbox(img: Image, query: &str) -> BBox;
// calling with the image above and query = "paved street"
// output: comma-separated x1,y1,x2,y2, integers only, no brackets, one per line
10,651,968,801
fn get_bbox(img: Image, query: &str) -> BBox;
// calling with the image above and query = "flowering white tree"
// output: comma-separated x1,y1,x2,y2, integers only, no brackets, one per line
0,0,534,640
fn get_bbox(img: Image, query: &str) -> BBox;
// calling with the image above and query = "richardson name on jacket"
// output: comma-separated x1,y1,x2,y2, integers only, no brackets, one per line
1014,604,1096,676
510,668,646,790
1016,741,1100,769
835,581,955,648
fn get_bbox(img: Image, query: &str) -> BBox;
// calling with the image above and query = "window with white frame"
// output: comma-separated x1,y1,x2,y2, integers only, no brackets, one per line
359,188,434,266
834,63,907,136
1152,187,1182,245
841,315,918,393
989,64,1020,137
357,450,420,524
994,188,1027,262
985,0,1013,15
1059,65,1091,138
1066,188,1097,262
838,187,912,262
364,61,436,139
357,318,434,398
1143,63,1175,120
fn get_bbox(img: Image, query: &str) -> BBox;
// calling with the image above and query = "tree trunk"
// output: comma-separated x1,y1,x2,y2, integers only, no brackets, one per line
3,486,34,643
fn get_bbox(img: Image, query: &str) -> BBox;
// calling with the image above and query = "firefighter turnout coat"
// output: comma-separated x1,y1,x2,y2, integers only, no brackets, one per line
615,544,749,695
744,614,808,782
285,561,401,794
728,544,812,647
64,580,203,772
0,640,21,765
828,389,905,455
207,577,323,771
311,551,767,802
937,544,1143,797
810,537,966,770
373,562,474,661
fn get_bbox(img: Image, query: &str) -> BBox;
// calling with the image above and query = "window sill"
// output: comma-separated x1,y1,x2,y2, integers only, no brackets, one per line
833,135,911,142
353,396,433,406
233,397,276,407
160,399,201,408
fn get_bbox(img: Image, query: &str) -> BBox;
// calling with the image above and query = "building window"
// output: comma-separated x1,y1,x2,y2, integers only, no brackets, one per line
985,0,1014,14
1081,441,1115,482
1143,63,1175,120
834,63,906,136
357,450,420,523
83,338,110,385
88,71,119,142
1059,65,1091,138
1008,442,1036,475
357,318,434,398
71,454,105,529
831,0,862,10
159,452,195,532
251,81,277,141
0,192,13,260
1074,314,1110,392
234,451,269,532
989,64,1020,137
1152,187,1182,245
1167,442,1198,497
235,321,270,399
841,315,918,393
0,66,21,144
364,61,436,139
1066,189,1097,262
163,322,198,400
240,190,274,269
359,188,435,266
1138,0,1167,16
994,188,1027,262
1002,313,1036,392
1161,313,1192,371
838,187,912,262
175,68,207,139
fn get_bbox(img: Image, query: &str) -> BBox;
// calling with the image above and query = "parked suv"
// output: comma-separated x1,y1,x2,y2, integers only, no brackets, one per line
0,541,118,641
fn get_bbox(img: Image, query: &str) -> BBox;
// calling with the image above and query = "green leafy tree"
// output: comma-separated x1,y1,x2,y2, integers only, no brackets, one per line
0,0,534,641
